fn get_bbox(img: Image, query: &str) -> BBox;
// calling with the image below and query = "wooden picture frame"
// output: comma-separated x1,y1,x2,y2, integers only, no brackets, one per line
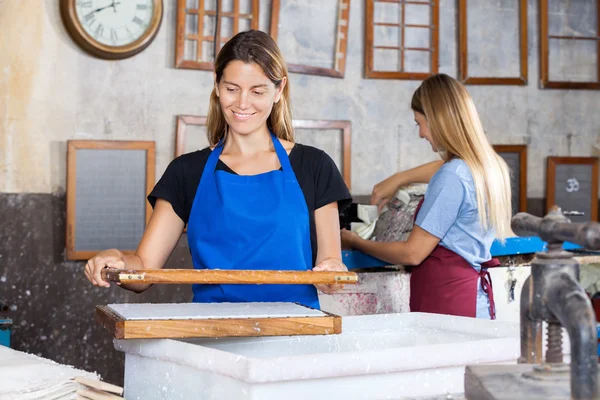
270,0,350,78
175,0,270,70
292,119,352,191
540,0,600,89
175,115,207,157
546,157,599,222
66,141,155,260
364,0,439,79
493,145,528,214
458,0,528,85
174,116,352,191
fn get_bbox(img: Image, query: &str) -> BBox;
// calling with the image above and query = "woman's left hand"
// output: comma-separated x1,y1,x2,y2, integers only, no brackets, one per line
313,258,348,294
340,229,359,250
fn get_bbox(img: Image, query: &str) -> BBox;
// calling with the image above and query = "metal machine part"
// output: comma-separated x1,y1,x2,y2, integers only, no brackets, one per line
465,206,600,400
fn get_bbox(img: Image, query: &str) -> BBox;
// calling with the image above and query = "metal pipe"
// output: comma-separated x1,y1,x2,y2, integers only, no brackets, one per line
518,276,543,364
513,211,600,248
0,301,8,313
546,271,598,400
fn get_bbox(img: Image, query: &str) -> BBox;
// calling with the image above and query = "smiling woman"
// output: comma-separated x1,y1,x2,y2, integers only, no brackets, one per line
84,30,353,310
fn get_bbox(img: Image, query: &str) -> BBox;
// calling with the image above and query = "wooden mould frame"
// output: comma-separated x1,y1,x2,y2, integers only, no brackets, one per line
96,304,342,339
365,0,439,79
175,0,267,70
66,140,155,260
458,0,528,85
540,0,600,89
270,0,351,78
546,156,599,221
493,145,528,213
175,116,352,191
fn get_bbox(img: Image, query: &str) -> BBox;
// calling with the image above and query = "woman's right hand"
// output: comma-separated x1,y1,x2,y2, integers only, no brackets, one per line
85,249,125,288
370,173,402,212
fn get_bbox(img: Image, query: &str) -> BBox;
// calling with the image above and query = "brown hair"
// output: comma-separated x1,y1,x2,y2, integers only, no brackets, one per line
411,74,513,240
206,30,293,145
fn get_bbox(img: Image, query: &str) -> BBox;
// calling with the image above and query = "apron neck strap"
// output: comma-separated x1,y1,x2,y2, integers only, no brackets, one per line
270,132,294,175
205,131,293,176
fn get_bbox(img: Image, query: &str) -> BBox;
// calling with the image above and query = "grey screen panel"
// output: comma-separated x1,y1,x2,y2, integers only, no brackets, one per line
498,152,521,215
74,149,146,251
553,164,593,223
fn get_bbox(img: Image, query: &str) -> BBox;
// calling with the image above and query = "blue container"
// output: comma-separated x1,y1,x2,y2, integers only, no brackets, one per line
597,324,600,358
342,236,582,270
0,318,12,347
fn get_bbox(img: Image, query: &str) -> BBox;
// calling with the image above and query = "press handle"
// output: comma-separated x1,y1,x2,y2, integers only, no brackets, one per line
512,212,600,250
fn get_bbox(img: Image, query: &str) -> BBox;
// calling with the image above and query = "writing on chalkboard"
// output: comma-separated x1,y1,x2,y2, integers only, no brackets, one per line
565,178,580,193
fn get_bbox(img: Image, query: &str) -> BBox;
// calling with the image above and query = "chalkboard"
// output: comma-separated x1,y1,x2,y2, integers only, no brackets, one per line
546,157,599,223
66,141,155,260
493,145,527,214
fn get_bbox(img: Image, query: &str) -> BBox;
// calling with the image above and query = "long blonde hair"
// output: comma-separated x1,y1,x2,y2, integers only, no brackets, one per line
206,30,294,146
411,74,513,240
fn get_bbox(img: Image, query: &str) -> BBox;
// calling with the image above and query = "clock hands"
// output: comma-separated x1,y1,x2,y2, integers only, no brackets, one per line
110,0,121,13
92,1,121,14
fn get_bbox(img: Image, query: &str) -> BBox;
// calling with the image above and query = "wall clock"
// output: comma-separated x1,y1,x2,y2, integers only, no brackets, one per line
60,0,163,60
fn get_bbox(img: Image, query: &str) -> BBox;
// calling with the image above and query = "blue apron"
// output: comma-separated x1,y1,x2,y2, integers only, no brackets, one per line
187,133,319,309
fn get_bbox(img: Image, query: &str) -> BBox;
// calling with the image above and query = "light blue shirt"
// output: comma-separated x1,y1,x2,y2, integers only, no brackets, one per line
415,159,495,318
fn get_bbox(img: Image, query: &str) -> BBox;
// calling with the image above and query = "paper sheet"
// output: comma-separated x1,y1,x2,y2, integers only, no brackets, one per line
0,346,98,400
107,302,327,321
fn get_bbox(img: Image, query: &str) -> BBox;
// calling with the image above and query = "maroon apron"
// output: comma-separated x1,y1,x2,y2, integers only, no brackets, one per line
410,198,499,319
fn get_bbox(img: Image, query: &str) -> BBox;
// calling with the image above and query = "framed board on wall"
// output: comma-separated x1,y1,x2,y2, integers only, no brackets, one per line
66,141,155,260
292,119,352,191
270,0,350,78
493,145,527,214
457,0,528,85
546,156,599,222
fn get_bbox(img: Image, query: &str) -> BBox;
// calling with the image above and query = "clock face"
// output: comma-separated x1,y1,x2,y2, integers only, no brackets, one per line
75,0,155,47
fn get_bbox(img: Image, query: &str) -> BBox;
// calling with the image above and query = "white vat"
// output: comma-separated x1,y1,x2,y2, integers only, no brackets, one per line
115,312,520,400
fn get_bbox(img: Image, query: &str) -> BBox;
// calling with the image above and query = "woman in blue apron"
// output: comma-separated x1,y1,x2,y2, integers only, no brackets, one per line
341,74,512,319
84,30,352,309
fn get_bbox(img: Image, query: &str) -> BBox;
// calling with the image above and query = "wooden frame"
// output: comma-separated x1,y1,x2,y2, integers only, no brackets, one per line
540,0,600,89
175,116,352,190
175,0,266,70
546,157,599,221
292,119,352,191
66,141,155,260
96,304,342,339
270,0,350,78
175,115,207,157
458,0,527,85
493,145,528,213
364,0,439,79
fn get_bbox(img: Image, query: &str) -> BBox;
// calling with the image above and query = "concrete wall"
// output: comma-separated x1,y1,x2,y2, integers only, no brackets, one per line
1,0,599,387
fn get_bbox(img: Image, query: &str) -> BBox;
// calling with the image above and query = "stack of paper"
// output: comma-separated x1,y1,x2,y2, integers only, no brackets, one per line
0,346,109,400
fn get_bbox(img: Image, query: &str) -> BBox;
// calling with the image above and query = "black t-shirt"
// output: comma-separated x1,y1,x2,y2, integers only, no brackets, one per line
148,144,352,266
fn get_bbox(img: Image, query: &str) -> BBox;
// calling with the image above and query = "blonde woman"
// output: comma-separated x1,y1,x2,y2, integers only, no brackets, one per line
85,30,352,308
342,74,512,319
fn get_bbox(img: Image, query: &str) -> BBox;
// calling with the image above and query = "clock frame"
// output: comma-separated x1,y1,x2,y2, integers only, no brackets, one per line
60,0,163,60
